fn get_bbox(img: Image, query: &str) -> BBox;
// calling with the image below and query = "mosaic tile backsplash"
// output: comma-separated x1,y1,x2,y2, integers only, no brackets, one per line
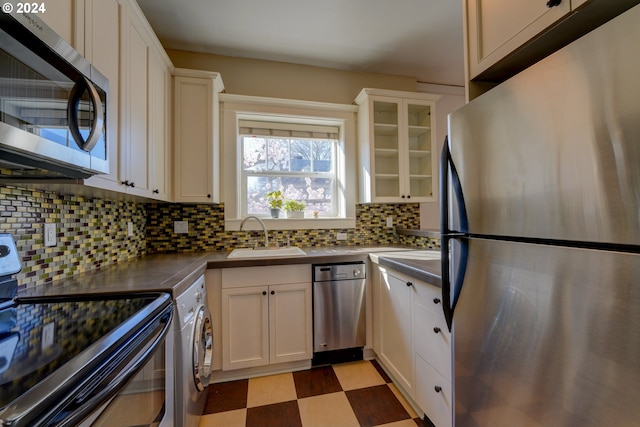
1,185,438,289
145,202,438,252
0,185,146,289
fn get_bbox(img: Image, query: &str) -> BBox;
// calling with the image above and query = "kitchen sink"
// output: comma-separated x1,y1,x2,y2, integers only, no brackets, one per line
226,247,307,259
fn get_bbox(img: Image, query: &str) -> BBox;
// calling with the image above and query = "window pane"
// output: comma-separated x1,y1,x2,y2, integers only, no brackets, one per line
241,134,338,217
247,175,282,215
303,177,334,214
267,138,289,171
290,140,311,172
243,137,266,171
312,140,333,172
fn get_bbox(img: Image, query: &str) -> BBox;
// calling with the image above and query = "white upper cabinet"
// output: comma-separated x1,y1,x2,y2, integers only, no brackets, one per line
37,0,76,46
38,0,122,192
147,52,171,200
117,1,172,199
465,0,573,80
464,0,638,99
39,0,172,200
356,89,439,203
173,69,225,203
119,5,150,197
82,0,121,191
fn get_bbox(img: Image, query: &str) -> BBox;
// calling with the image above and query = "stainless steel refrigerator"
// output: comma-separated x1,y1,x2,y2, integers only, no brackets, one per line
440,5,640,427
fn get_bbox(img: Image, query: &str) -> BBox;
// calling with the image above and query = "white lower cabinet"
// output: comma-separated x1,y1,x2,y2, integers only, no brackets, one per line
415,355,452,427
221,265,312,371
379,268,414,394
377,266,452,427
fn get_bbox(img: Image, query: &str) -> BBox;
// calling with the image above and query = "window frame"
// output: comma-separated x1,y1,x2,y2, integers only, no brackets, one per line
221,94,358,231
240,134,339,218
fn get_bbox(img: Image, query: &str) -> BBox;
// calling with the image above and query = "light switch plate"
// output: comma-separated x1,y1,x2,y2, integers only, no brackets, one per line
42,322,55,350
174,221,189,234
44,223,56,247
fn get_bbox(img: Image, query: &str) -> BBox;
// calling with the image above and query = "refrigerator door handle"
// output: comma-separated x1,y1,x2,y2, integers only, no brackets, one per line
439,136,468,234
440,136,469,330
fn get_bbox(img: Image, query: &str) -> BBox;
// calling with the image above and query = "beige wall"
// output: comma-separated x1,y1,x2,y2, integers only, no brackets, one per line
167,49,418,104
416,82,466,230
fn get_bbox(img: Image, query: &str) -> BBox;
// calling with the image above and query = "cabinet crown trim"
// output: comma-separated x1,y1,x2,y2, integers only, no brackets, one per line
355,88,442,105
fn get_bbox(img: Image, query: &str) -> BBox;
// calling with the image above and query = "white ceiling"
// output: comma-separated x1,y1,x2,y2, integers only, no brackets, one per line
135,0,465,87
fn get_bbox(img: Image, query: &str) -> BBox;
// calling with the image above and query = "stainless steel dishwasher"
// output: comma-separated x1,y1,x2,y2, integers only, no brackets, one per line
312,262,366,365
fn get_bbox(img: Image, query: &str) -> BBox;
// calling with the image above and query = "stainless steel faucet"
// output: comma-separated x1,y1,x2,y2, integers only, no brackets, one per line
239,216,269,248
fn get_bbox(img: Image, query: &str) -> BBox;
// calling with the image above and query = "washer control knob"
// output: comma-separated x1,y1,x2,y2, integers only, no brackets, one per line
195,291,203,302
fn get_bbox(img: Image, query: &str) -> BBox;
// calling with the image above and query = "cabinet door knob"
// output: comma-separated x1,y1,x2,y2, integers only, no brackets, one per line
271,290,275,295
546,0,562,7
406,281,413,287
129,182,135,188
433,298,441,304
401,195,406,199
262,291,267,296
434,385,442,393
407,195,411,199
433,327,441,334
207,194,211,198
121,180,130,186
153,189,159,194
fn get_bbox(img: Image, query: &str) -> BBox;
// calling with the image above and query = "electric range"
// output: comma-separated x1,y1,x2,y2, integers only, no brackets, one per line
0,233,173,426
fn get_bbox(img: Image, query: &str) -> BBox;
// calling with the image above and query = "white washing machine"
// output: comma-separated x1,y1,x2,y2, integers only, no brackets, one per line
174,275,213,427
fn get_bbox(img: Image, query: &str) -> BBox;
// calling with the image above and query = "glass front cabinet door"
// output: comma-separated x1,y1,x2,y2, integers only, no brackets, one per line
356,89,439,203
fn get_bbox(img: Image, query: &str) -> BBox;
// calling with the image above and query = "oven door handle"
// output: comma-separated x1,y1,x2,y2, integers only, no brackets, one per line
54,306,173,427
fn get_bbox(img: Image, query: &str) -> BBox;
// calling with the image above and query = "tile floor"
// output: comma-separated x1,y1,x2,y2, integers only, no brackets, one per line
200,360,430,427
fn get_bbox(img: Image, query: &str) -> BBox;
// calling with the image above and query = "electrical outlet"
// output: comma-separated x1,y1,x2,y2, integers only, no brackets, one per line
174,220,189,234
44,223,56,247
386,216,394,228
337,232,348,241
42,322,55,350
127,222,134,237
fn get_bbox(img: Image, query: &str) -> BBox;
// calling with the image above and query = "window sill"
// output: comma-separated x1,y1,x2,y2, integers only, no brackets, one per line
225,217,356,231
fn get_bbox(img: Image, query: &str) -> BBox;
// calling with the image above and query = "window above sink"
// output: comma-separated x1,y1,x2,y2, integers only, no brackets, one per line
221,94,358,231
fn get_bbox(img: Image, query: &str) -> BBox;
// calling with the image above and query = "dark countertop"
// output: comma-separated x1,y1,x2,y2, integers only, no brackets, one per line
17,246,416,299
369,250,442,287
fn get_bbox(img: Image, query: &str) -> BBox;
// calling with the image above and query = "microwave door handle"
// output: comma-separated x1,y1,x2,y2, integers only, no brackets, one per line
68,76,104,152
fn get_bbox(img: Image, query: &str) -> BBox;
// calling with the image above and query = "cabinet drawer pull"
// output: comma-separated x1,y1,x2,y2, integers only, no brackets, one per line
433,327,441,334
406,281,413,287
434,385,442,393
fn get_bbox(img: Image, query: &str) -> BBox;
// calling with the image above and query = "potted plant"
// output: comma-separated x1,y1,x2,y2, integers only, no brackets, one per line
283,199,306,218
266,190,284,218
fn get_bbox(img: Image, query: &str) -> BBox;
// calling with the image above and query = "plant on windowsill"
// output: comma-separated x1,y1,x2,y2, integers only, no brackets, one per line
266,190,284,218
283,199,306,219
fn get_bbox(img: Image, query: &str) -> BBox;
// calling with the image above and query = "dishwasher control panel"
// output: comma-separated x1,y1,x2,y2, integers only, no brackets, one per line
313,262,366,282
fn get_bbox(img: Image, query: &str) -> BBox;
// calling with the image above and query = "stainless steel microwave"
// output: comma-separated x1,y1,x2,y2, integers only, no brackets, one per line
0,11,108,179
